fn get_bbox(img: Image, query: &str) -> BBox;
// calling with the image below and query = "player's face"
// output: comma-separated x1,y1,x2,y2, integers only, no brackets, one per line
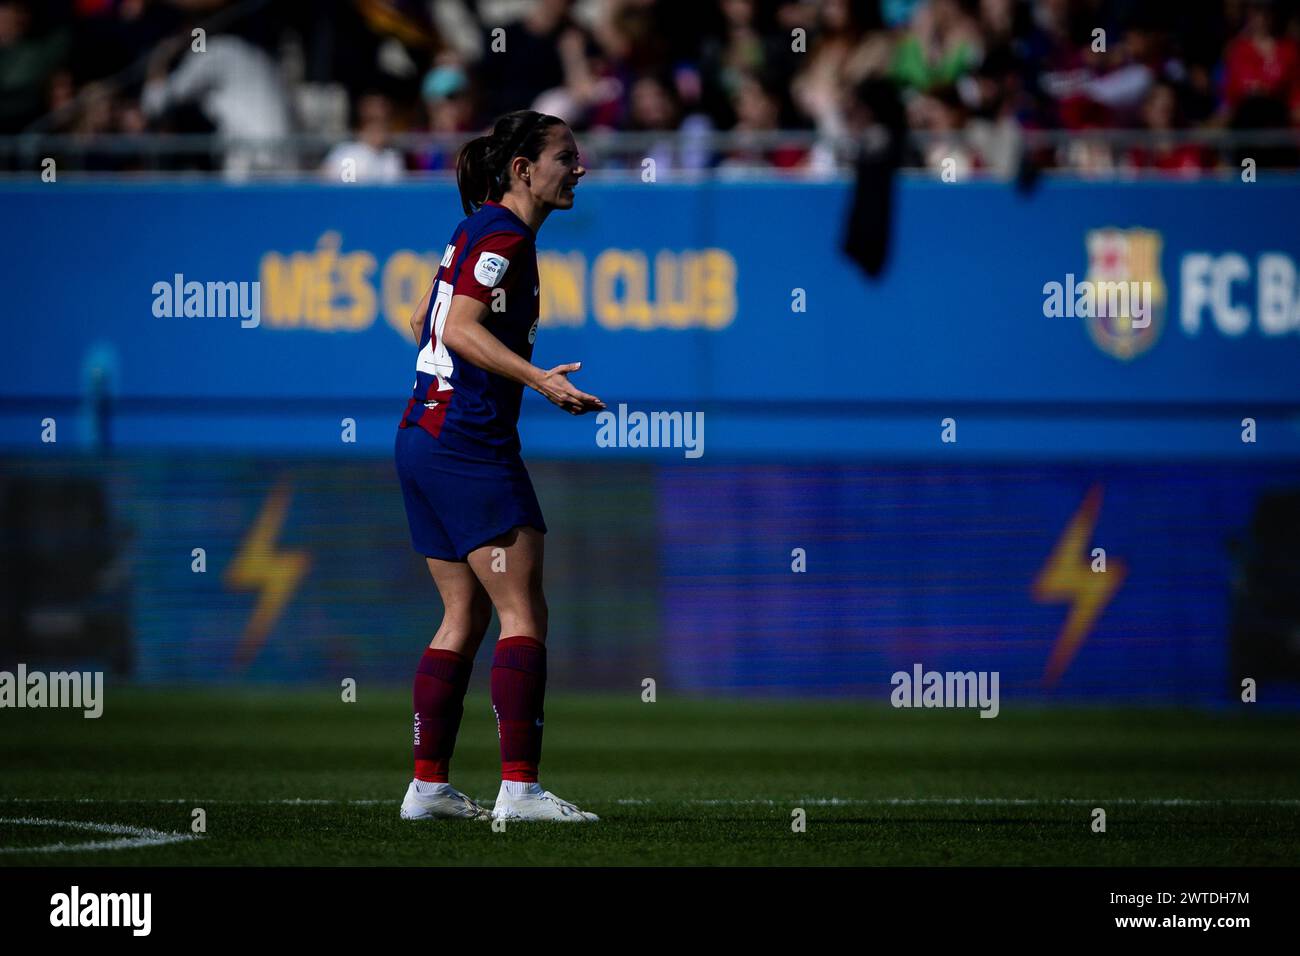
529,125,585,210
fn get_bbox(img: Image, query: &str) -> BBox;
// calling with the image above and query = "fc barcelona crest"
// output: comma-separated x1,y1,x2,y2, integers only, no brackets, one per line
1084,228,1165,360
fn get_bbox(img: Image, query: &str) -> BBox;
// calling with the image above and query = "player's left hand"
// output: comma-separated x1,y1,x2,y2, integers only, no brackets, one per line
536,362,606,415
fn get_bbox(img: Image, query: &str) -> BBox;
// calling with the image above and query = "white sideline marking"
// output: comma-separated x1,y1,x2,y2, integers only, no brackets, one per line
618,797,1300,807
1,797,1298,807
0,816,198,854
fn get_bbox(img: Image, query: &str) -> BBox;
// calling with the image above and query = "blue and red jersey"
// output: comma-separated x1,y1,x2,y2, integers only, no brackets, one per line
399,199,540,456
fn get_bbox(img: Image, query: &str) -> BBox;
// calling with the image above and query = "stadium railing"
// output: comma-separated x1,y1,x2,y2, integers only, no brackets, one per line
2,128,1298,179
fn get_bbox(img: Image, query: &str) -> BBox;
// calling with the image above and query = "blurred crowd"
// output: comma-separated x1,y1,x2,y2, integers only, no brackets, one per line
3,0,1299,177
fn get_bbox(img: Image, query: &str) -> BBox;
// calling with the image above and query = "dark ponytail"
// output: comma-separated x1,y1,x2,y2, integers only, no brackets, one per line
455,109,564,216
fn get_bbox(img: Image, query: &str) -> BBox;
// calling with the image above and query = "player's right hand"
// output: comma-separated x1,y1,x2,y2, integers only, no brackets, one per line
535,362,606,416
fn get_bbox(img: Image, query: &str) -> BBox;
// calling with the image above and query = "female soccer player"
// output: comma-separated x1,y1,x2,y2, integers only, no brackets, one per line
394,110,605,822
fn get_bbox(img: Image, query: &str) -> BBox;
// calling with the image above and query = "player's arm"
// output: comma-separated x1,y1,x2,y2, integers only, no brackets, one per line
448,232,604,415
441,295,605,415
408,280,433,343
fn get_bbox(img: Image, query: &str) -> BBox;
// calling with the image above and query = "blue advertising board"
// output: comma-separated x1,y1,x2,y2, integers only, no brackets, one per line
3,177,1299,458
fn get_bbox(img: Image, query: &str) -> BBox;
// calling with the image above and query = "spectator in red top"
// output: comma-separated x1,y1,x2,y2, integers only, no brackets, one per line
719,70,808,170
1125,81,1215,176
1223,0,1300,124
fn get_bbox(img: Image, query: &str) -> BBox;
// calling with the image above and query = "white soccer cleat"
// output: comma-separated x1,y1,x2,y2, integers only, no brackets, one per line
399,780,491,821
491,783,600,823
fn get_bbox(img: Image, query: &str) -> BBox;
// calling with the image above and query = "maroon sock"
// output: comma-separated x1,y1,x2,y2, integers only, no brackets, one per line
491,635,547,782
413,647,472,782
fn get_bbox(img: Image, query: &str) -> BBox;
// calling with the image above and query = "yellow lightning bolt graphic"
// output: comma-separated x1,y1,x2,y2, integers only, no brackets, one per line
1032,484,1126,686
224,480,311,669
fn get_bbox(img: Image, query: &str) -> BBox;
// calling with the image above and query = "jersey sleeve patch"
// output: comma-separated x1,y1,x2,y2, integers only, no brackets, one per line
473,251,510,287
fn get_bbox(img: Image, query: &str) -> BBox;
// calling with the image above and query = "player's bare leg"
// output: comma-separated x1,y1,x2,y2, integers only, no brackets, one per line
400,559,493,821
468,527,598,822
426,557,494,657
468,526,547,634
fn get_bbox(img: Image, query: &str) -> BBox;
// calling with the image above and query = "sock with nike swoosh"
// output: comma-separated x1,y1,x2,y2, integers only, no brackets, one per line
491,635,546,782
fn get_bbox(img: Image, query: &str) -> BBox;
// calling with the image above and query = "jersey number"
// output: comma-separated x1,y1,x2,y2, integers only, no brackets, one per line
415,280,455,385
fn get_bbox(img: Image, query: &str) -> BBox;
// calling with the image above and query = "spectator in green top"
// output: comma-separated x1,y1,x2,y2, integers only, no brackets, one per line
890,0,982,93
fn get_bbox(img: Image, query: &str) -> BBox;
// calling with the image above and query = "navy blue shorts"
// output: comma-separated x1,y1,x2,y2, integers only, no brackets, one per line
394,425,547,562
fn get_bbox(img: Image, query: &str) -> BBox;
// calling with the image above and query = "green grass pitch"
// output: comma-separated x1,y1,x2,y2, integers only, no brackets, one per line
1,689,1297,866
